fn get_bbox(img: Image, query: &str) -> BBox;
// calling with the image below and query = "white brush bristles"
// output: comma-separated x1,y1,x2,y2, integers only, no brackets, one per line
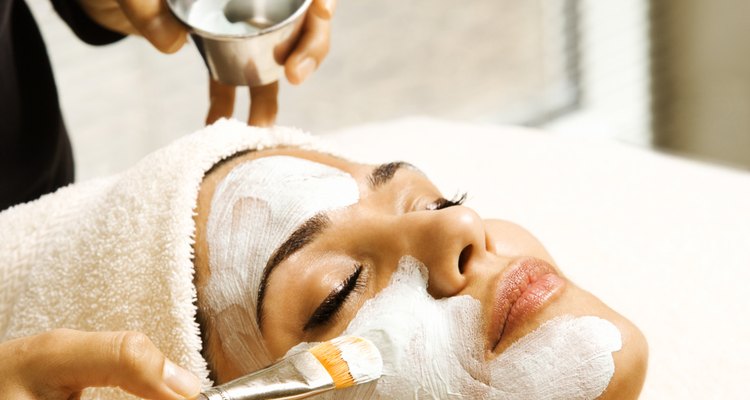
310,335,383,388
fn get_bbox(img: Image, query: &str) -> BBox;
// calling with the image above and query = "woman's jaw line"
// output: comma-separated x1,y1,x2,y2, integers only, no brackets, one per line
485,256,567,358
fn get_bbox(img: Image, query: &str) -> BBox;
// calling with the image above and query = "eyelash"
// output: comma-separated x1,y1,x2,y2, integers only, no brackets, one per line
304,264,365,331
427,192,467,210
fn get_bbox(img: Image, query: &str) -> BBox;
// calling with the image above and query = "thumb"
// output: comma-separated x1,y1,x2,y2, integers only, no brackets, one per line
31,329,201,400
118,0,188,53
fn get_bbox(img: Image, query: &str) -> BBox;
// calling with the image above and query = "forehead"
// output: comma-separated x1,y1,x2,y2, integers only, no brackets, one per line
250,147,372,182
241,148,432,198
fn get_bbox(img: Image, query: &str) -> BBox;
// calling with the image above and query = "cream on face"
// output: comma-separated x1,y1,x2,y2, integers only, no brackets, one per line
287,256,622,399
206,155,622,398
205,155,360,372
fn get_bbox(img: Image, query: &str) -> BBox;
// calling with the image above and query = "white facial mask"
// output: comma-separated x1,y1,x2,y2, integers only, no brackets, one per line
287,257,622,400
205,156,359,372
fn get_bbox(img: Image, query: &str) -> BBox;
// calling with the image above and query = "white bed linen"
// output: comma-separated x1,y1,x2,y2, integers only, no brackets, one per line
327,117,750,399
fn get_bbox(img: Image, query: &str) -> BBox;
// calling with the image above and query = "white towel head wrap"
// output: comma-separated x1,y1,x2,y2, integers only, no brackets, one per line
0,119,328,399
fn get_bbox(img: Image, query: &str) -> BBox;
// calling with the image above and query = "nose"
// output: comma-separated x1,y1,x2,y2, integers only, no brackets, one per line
397,206,487,298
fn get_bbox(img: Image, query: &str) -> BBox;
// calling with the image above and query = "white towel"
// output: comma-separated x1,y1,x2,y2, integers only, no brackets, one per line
0,119,326,399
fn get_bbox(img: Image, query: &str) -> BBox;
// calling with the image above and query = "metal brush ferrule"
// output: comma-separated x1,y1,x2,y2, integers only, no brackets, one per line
199,352,335,400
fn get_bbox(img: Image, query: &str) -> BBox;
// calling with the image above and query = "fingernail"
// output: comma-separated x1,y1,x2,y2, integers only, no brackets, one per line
163,359,201,398
296,58,317,82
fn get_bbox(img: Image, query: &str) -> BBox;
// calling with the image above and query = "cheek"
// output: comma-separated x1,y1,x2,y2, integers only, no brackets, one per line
485,220,553,263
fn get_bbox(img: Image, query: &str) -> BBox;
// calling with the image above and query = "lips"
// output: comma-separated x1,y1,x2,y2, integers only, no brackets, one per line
487,257,566,353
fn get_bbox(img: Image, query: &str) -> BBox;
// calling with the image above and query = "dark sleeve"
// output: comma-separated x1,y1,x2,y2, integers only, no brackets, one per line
50,0,125,45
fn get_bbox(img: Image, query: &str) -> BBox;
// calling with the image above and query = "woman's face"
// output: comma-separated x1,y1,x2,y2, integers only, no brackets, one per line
194,147,647,398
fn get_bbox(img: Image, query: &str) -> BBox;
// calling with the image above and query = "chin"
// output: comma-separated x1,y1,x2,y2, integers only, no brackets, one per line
492,279,648,398
566,284,649,399
600,314,648,399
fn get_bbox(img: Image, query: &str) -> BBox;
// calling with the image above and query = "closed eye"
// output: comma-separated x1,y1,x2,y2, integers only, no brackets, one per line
304,264,365,331
428,192,467,210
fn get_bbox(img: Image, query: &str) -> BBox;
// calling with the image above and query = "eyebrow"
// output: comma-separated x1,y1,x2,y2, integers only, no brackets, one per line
257,213,330,329
368,161,413,189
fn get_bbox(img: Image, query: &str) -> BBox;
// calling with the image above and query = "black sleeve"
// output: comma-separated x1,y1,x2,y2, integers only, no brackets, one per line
50,0,126,45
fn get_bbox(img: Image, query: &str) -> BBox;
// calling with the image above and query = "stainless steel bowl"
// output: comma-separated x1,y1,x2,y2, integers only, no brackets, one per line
167,0,312,86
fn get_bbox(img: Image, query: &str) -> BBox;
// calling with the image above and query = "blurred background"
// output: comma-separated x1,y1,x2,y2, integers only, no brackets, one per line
26,0,750,179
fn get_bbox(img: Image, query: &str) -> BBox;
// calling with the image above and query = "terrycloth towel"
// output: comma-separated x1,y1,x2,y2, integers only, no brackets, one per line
0,119,326,399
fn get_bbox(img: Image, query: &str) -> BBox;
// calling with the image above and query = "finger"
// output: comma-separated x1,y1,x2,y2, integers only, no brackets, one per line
310,0,336,20
207,78,237,125
117,0,188,53
248,81,279,127
28,329,201,400
285,11,331,85
76,0,139,35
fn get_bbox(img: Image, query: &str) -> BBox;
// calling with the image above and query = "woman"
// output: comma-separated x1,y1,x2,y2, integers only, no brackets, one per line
0,120,647,399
